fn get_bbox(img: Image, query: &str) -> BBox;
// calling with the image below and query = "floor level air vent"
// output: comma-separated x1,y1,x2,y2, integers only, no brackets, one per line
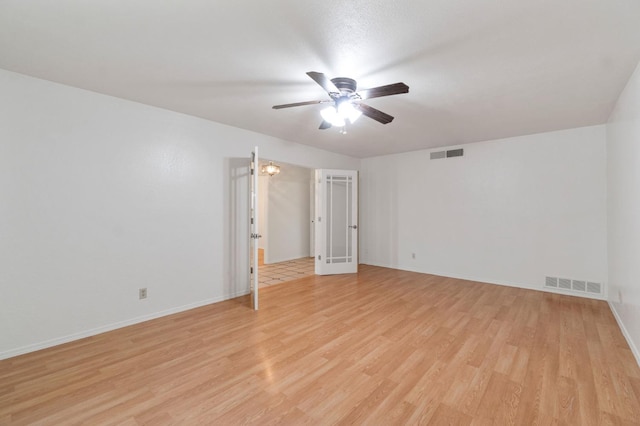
545,276,603,297
572,280,586,292
587,282,602,294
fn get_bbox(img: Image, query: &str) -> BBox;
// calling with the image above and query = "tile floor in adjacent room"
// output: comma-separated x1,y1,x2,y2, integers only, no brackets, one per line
259,257,314,287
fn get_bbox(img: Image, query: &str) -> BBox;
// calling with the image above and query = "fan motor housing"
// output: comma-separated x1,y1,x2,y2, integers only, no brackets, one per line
331,77,357,93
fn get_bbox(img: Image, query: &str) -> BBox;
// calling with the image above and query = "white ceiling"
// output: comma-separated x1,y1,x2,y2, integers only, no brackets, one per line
1,1,639,158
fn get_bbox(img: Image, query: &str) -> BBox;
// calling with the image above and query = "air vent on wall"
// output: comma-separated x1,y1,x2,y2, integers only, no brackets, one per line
587,282,602,294
572,280,586,292
430,148,464,160
545,276,603,296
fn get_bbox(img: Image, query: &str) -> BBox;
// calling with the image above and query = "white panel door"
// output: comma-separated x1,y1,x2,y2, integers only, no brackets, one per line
250,147,260,310
315,169,358,275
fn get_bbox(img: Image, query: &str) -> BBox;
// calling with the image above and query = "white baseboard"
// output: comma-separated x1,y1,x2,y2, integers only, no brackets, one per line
361,261,537,290
0,290,250,361
608,301,640,368
359,261,606,301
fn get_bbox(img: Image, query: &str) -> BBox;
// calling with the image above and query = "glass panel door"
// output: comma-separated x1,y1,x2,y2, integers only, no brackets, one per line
315,169,358,275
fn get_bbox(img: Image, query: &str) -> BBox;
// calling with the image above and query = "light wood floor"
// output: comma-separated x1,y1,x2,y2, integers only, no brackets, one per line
1,266,639,425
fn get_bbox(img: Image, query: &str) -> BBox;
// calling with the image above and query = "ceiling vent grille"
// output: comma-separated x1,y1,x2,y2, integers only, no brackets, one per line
430,149,463,160
545,276,603,297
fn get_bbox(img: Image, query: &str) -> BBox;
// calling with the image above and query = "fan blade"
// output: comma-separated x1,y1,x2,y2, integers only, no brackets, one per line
307,71,340,94
358,82,409,100
272,100,329,109
355,103,394,124
319,120,332,130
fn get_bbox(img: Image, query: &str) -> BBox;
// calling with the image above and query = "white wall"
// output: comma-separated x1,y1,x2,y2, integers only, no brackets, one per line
3,65,629,362
263,163,311,264
607,60,640,363
360,126,608,295
0,69,359,359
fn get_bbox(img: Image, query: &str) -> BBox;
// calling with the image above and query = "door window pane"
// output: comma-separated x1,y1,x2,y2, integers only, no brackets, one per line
326,176,348,260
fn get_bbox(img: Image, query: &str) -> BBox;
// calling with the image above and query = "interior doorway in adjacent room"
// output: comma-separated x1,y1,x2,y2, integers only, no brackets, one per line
257,160,315,288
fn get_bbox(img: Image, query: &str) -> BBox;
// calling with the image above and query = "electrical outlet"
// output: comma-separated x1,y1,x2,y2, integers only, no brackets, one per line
139,288,147,299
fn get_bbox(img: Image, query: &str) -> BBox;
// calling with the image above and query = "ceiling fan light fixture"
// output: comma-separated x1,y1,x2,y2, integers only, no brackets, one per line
261,161,281,176
338,101,362,123
273,71,409,130
320,106,345,127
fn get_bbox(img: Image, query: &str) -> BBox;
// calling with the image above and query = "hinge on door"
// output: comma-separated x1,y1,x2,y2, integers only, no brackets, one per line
318,255,321,260
251,218,253,224
250,267,253,274
251,168,254,175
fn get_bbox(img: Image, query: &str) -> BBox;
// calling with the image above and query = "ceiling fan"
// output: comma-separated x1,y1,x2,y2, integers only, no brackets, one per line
272,71,409,131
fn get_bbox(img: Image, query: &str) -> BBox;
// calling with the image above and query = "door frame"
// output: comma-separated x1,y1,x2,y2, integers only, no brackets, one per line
250,147,259,310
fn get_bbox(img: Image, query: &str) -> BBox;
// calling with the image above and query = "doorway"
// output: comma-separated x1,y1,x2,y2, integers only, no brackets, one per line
258,160,315,288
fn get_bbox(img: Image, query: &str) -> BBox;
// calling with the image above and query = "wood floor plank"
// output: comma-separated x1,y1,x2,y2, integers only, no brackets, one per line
473,372,522,424
430,403,473,425
555,375,581,425
1,265,639,425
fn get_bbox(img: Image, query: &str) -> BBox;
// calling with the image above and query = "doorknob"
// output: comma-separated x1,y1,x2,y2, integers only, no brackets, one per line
349,225,358,230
